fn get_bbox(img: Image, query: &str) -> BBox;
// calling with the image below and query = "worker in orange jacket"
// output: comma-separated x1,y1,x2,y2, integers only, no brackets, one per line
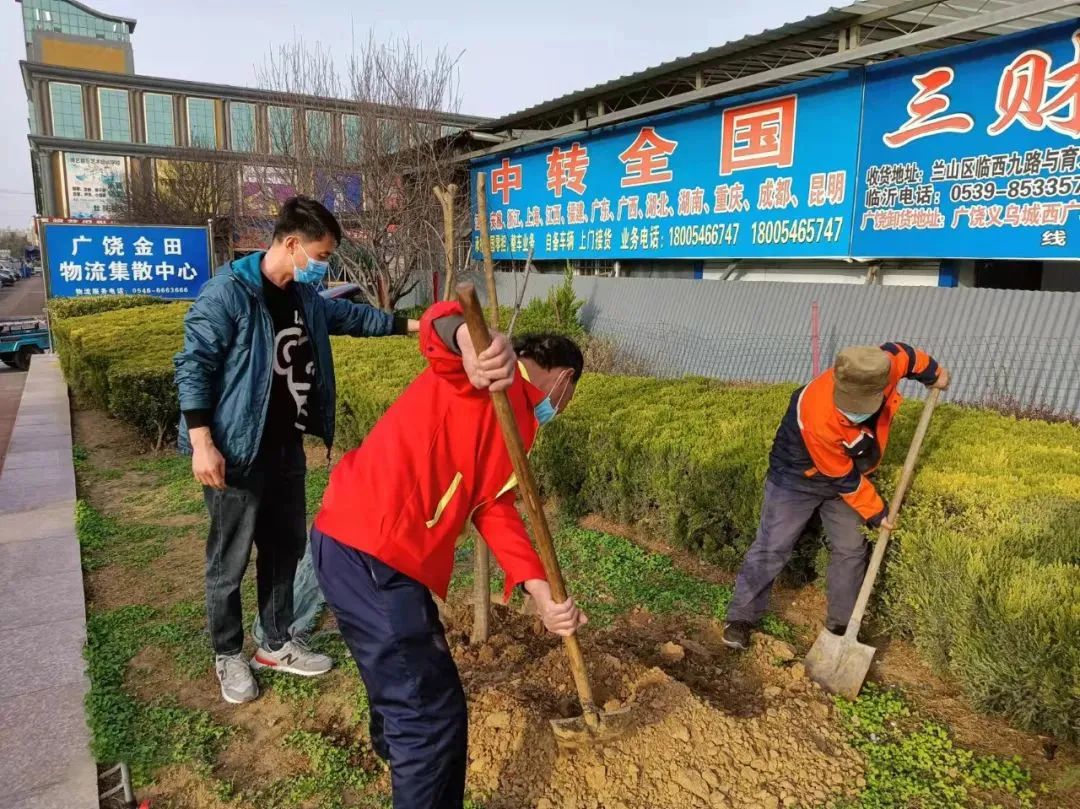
723,343,950,651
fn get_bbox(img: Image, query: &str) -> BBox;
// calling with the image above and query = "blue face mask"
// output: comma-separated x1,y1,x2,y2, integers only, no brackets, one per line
293,244,330,285
841,410,875,424
534,397,557,426
534,370,572,427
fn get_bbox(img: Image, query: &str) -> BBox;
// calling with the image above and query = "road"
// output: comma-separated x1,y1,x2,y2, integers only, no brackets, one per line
0,274,47,472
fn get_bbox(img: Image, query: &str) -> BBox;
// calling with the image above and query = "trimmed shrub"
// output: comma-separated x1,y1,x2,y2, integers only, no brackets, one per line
48,294,169,321
535,375,1080,743
497,269,588,341
53,300,1079,742
108,363,182,448
53,303,187,445
331,335,426,447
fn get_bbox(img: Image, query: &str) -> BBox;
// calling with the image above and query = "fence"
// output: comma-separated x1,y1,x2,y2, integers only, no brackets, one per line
492,273,1080,417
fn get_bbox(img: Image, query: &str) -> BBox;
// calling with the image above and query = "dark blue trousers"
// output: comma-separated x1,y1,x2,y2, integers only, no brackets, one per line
310,526,467,809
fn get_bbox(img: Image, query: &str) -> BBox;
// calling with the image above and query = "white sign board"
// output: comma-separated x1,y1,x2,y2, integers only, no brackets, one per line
64,153,126,220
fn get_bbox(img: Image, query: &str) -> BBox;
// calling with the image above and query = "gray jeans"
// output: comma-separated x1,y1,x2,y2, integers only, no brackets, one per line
251,541,325,648
203,440,307,655
726,479,870,630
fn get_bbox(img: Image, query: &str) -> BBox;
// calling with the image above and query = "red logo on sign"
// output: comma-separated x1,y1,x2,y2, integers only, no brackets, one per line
884,67,974,148
546,142,590,197
490,158,523,205
989,32,1080,138
720,95,797,175
618,127,678,187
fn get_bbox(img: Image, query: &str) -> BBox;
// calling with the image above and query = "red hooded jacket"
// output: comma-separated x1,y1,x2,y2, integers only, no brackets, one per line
313,301,548,600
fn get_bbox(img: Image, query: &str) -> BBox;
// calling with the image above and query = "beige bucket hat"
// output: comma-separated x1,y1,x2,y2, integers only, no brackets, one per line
833,346,891,414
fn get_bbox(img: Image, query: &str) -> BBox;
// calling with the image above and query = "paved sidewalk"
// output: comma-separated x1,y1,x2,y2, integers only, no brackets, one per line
0,354,96,809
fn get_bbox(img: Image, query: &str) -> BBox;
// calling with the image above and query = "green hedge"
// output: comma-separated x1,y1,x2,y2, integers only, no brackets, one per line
47,294,170,320
53,303,187,446
53,302,1079,743
535,374,1079,743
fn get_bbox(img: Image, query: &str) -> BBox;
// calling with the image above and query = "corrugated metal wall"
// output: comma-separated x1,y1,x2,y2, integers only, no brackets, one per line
493,274,1080,415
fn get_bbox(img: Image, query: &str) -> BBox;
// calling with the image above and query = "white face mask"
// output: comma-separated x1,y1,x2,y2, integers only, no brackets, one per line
841,410,875,424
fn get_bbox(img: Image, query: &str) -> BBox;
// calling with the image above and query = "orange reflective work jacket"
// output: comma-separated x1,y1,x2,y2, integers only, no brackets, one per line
766,343,941,526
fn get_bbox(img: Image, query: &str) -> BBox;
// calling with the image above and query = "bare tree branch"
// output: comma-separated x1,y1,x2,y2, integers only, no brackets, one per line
110,153,238,260
251,33,465,310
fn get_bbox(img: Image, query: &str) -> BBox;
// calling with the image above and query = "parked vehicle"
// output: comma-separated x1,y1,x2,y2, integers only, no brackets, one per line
319,282,363,303
0,318,50,371
0,269,18,287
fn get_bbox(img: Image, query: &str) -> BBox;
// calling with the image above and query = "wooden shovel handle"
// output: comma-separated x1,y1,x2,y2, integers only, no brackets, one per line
846,387,942,636
456,282,597,711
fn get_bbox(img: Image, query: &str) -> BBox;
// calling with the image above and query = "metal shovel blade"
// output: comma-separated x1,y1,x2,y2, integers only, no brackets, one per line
803,627,876,701
550,705,635,750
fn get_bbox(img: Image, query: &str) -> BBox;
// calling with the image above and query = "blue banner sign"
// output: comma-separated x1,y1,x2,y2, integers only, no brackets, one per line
472,19,1080,262
852,20,1080,259
42,223,212,299
471,73,863,261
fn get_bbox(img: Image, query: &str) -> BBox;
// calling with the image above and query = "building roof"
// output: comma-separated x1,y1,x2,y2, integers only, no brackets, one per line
15,0,136,32
21,61,489,128
482,0,1080,132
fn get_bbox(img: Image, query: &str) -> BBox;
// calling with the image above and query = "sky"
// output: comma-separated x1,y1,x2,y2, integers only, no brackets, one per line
0,0,836,229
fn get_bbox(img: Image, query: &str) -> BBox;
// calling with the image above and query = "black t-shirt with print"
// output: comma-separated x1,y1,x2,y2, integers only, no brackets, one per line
261,274,317,446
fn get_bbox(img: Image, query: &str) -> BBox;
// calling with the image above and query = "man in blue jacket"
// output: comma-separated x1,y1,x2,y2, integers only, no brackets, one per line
174,197,432,704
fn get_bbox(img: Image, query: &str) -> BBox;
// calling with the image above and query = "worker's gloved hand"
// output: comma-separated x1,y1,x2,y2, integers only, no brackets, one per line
930,366,951,390
458,324,516,393
524,579,588,637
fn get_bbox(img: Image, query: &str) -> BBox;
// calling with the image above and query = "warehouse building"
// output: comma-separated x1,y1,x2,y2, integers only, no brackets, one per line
15,0,484,251
466,0,1080,290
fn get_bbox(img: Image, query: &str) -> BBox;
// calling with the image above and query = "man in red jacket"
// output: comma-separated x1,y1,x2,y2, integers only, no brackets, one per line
312,301,586,808
723,343,950,651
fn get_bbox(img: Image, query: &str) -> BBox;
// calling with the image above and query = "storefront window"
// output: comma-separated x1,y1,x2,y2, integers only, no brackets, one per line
230,102,256,152
144,93,175,146
187,97,217,149
98,87,131,143
268,106,294,155
49,82,85,139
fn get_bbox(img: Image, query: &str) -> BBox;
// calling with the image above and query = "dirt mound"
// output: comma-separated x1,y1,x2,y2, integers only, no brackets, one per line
459,611,863,809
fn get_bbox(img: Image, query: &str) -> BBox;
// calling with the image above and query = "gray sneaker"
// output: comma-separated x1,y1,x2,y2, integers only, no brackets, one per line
249,639,333,677
216,653,259,704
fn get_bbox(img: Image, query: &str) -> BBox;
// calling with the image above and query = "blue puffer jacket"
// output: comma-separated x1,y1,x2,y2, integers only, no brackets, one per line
174,251,397,468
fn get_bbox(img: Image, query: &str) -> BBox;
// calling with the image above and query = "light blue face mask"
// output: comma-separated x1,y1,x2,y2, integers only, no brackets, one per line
534,370,572,427
293,244,330,285
534,397,557,426
841,410,875,424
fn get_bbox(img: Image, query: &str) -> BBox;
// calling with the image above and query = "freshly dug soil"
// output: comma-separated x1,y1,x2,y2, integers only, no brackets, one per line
452,605,863,809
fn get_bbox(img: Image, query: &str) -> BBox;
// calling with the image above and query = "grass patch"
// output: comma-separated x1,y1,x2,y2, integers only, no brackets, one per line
75,499,167,570
834,685,1035,809
131,454,206,515
554,527,793,640
151,600,211,680
256,667,323,710
243,730,380,809
85,605,231,786
306,459,330,514
450,526,793,639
